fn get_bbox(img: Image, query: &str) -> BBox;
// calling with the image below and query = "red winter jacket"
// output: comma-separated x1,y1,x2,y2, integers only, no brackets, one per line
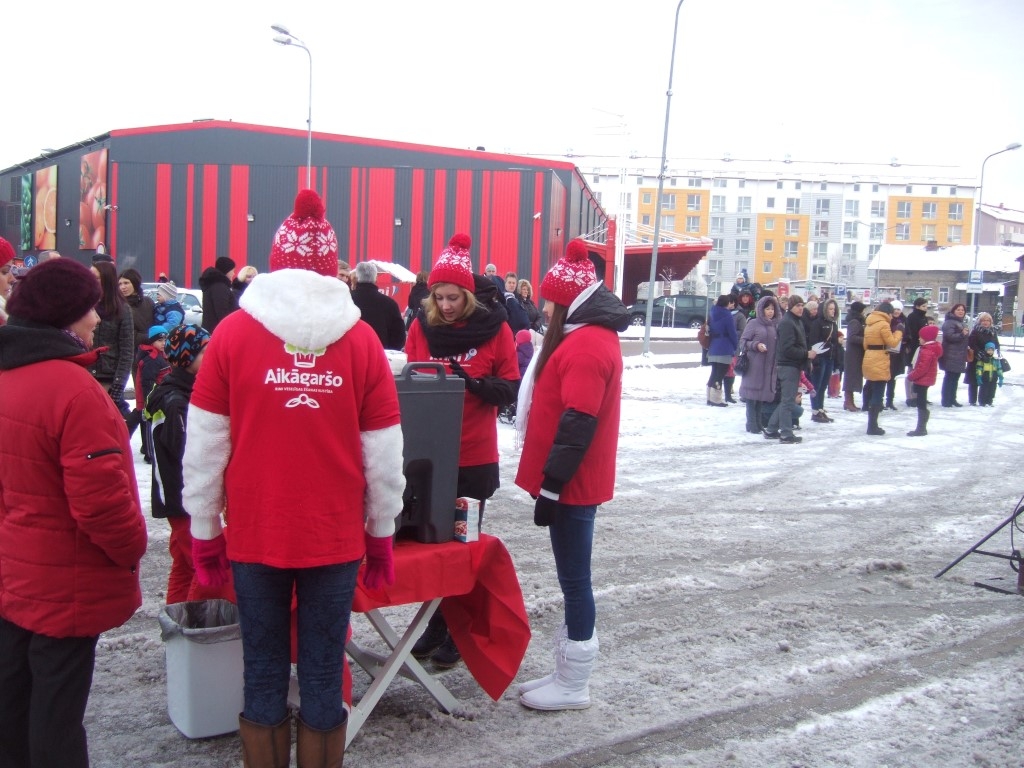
0,323,147,638
907,340,941,387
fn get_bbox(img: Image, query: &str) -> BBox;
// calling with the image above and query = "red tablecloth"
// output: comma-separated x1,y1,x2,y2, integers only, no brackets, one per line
353,534,530,701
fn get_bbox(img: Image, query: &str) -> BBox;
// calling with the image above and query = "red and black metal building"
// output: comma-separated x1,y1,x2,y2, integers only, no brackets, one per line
1,120,607,299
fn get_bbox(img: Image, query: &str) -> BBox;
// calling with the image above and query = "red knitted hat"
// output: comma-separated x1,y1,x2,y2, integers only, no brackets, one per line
541,240,596,306
269,190,339,276
0,236,14,268
7,258,101,329
428,234,475,292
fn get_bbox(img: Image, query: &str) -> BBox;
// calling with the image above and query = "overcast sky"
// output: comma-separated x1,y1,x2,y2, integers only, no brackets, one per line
6,0,1023,207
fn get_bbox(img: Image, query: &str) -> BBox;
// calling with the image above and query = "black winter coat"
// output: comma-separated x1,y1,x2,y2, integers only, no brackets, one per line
350,282,407,350
89,302,135,404
147,368,196,519
199,267,238,333
776,310,811,370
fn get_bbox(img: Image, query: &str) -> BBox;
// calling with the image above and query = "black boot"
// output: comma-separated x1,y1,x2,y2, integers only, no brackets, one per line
867,406,885,435
724,377,737,403
907,408,929,437
431,633,462,669
412,611,448,659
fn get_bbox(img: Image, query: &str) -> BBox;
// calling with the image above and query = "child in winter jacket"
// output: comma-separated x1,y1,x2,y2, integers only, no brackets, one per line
906,324,941,436
974,341,1005,407
153,282,185,331
127,326,171,460
515,328,534,378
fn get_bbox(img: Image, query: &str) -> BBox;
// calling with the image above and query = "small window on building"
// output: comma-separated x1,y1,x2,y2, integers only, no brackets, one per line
938,287,949,303
762,260,773,273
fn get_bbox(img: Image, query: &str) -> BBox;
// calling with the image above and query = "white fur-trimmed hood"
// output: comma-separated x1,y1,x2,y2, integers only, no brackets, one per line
239,269,361,349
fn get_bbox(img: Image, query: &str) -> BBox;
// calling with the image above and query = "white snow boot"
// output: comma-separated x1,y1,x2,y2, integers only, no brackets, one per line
519,630,599,711
517,625,567,695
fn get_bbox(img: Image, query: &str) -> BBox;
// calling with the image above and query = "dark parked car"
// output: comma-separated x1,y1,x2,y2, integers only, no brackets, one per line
626,294,713,328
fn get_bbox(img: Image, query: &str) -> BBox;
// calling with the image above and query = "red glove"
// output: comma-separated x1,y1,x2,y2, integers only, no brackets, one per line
362,535,395,590
192,535,230,587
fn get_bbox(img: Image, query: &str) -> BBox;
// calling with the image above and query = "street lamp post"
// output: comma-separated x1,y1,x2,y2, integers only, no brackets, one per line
970,142,1022,319
642,0,686,355
272,24,313,189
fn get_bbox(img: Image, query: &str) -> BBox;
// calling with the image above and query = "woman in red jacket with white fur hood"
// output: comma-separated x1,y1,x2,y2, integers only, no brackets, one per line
0,258,148,767
183,190,405,764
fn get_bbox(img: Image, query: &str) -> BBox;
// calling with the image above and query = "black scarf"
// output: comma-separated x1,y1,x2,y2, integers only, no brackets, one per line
416,275,509,358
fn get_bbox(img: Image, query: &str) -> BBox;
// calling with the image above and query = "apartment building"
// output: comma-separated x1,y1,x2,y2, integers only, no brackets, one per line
588,163,976,295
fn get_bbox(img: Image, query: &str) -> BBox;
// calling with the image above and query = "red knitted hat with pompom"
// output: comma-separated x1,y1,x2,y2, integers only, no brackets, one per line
428,233,475,292
269,190,339,276
0,236,14,268
541,239,597,306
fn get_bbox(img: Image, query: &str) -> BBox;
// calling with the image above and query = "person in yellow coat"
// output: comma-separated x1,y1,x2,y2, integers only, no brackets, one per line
862,301,902,436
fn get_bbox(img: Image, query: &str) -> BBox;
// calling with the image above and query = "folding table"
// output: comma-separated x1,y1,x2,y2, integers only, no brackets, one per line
344,533,530,748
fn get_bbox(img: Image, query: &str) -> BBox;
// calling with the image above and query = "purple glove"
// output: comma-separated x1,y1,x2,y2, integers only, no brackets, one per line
363,535,395,590
192,535,230,587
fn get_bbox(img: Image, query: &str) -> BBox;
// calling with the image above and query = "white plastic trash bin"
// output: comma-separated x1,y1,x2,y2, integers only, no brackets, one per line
158,599,244,738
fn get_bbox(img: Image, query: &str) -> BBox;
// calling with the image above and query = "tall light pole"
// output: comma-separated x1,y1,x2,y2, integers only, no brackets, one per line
970,142,1021,319
642,0,686,355
272,24,313,189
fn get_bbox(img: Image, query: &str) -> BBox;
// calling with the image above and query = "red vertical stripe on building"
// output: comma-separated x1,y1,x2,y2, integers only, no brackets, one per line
432,171,447,257
532,173,544,274
185,165,195,287
202,165,219,269
409,170,425,274
490,172,520,273
455,170,472,236
367,169,395,261
229,165,249,266
154,164,172,280
109,163,119,256
298,167,308,192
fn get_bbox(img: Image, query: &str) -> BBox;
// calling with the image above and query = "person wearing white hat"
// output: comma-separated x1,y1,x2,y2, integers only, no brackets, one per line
884,300,907,410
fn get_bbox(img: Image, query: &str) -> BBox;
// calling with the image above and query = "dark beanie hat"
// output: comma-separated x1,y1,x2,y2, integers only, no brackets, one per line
215,256,236,274
876,301,894,315
849,301,865,315
7,259,100,329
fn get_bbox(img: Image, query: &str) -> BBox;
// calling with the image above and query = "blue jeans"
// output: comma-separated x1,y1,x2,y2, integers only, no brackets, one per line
232,560,360,730
810,358,834,411
548,504,597,641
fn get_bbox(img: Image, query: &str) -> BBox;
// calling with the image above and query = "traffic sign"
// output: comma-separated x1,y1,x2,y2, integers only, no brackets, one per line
967,270,983,294
836,284,847,298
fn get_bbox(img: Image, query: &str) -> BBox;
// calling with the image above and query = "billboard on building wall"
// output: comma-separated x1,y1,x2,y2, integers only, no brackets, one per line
80,149,107,249
33,166,57,250
19,174,31,251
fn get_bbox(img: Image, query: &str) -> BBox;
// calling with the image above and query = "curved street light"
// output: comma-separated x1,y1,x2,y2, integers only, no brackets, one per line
970,142,1021,319
643,0,686,355
272,24,313,189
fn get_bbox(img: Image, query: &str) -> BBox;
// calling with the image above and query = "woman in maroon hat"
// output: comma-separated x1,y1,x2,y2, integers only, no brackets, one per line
405,233,521,668
514,239,630,712
89,260,135,416
0,258,147,768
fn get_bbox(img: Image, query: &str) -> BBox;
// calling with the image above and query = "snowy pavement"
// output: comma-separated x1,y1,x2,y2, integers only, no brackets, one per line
85,349,1024,767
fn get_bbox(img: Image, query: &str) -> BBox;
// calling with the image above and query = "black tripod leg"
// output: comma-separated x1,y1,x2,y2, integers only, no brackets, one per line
935,508,1024,578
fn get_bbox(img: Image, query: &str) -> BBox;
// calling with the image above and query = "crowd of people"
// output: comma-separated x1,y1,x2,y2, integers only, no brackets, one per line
0,211,628,766
720,277,1009,443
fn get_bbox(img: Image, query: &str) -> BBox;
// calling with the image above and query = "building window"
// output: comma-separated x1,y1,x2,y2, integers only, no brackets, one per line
931,186,938,194
710,217,724,234
922,202,937,219
920,223,936,241
713,177,727,188
708,259,724,276
762,260,773,273
641,214,651,226
840,263,856,279
663,193,677,209
948,202,963,220
814,221,830,237
870,223,884,239
783,262,798,279
896,223,910,241
766,197,775,209
711,239,724,253
661,215,675,231
813,242,829,259
897,201,911,218
669,177,677,187
687,177,702,187
686,216,701,233
820,182,828,191
764,240,774,252
624,192,632,209
906,185,913,193
737,196,752,213
868,244,880,259
871,201,886,218
872,184,880,193
843,222,858,239
592,175,600,184
938,287,949,303
845,200,859,217
785,219,800,236
736,218,751,235
948,224,963,243
765,217,775,230
950,187,957,195
685,194,700,211
853,183,861,192
736,239,750,256
738,179,746,188
637,176,643,185
784,241,799,258
786,198,800,214
642,192,652,205
795,181,802,190
711,195,726,213
843,243,857,259
777,180,784,189
812,264,826,278
595,191,603,204
815,199,830,215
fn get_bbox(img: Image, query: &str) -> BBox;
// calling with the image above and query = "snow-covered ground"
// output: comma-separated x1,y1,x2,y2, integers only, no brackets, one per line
85,347,1024,767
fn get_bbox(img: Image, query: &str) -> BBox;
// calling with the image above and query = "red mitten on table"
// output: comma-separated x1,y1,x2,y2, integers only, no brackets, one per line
192,535,230,587
363,535,395,590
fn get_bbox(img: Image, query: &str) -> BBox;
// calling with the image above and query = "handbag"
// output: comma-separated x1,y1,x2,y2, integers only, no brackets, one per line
1000,355,1011,373
734,349,750,375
